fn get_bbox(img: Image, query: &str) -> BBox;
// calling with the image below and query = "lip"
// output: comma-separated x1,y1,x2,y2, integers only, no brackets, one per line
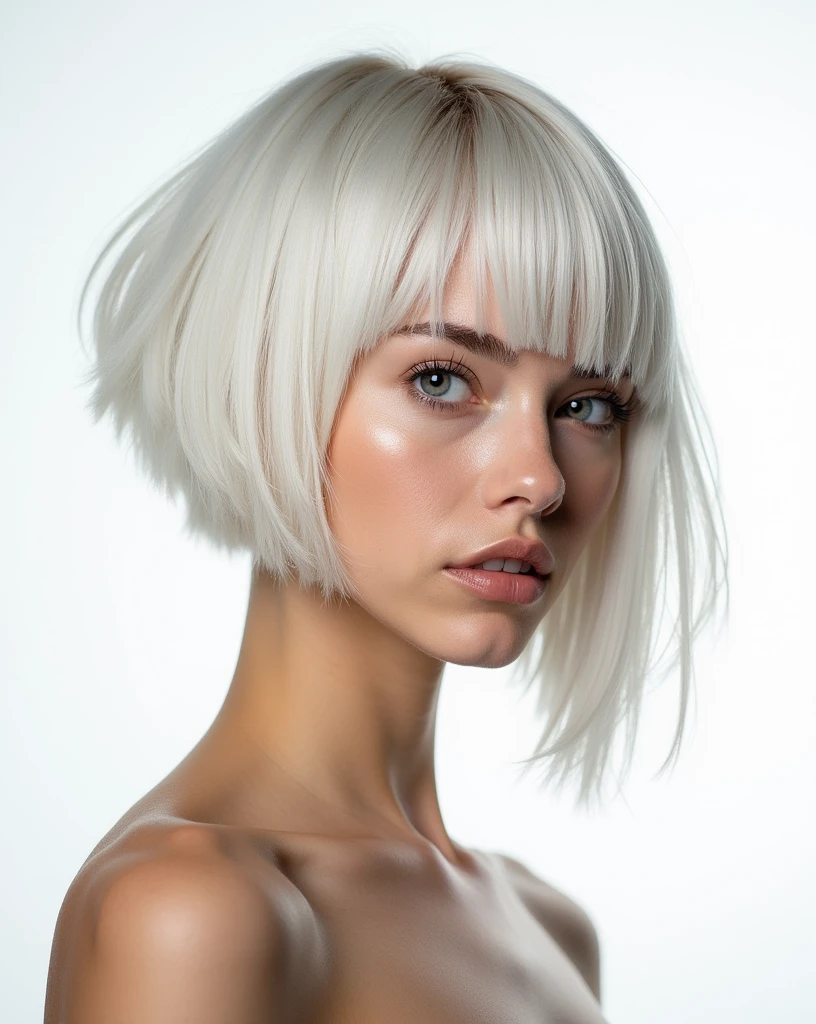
445,537,555,579
443,566,549,605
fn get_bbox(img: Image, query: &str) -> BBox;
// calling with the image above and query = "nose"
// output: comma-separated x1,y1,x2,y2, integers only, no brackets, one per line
481,405,565,517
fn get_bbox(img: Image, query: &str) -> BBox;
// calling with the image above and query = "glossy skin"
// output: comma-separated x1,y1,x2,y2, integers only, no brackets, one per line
45,247,634,1021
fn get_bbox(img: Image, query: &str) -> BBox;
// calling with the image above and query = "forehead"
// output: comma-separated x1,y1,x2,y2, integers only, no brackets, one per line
394,321,630,381
389,234,638,387
408,240,602,361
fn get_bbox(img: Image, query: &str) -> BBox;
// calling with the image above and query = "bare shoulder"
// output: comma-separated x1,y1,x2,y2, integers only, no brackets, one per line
495,852,602,1002
45,822,323,1024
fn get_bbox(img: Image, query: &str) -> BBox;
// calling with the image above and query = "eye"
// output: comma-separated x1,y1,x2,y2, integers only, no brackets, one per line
559,391,639,434
565,397,609,427
403,358,478,411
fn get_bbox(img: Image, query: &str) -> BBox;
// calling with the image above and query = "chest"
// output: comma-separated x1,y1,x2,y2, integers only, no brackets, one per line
280,849,607,1024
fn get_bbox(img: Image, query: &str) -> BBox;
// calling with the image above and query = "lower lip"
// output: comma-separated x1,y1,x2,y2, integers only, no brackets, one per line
442,567,549,605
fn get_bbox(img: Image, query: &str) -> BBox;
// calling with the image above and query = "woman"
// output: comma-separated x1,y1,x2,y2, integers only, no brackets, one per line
45,50,728,1022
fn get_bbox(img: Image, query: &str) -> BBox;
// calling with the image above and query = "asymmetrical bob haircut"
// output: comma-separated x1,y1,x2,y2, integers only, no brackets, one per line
79,49,729,807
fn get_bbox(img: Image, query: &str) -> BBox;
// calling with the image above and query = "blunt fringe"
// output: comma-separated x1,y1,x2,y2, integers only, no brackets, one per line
78,48,729,808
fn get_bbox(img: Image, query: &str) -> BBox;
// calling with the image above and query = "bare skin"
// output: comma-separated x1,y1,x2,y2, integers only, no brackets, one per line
46,247,634,1022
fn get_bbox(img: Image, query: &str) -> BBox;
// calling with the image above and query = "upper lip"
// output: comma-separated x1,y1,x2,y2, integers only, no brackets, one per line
446,538,555,578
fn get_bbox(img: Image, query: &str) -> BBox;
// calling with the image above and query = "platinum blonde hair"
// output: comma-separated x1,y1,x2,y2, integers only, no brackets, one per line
79,50,729,807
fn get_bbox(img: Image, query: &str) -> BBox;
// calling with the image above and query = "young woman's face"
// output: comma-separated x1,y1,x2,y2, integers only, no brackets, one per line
325,252,637,668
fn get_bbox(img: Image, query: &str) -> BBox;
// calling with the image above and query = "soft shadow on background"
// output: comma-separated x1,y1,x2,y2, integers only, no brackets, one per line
1,1,814,1021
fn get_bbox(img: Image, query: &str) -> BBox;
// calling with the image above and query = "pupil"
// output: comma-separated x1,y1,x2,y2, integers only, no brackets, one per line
570,398,591,421
423,371,448,396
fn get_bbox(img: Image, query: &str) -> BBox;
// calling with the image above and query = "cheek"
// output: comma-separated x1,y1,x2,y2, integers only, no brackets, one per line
325,396,455,570
540,442,623,599
562,443,623,535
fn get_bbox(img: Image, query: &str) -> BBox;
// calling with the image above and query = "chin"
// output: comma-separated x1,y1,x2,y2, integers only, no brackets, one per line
414,624,535,670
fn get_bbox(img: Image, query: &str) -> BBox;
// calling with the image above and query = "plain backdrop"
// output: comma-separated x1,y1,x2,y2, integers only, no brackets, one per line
2,1,814,1021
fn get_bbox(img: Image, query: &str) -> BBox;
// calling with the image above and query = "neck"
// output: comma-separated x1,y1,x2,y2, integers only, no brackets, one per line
181,565,459,860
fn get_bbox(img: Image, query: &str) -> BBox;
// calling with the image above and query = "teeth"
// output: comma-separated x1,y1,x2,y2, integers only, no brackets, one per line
474,558,532,574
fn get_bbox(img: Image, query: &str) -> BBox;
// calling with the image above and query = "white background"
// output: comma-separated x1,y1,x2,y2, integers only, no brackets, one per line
2,1,814,1021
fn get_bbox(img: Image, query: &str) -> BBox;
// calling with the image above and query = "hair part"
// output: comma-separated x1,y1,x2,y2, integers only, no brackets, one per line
78,48,729,808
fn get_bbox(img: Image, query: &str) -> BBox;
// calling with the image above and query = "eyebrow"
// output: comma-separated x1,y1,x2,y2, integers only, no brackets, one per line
396,321,630,380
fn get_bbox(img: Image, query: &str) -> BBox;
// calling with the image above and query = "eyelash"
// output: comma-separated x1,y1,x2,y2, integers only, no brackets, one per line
403,358,638,435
